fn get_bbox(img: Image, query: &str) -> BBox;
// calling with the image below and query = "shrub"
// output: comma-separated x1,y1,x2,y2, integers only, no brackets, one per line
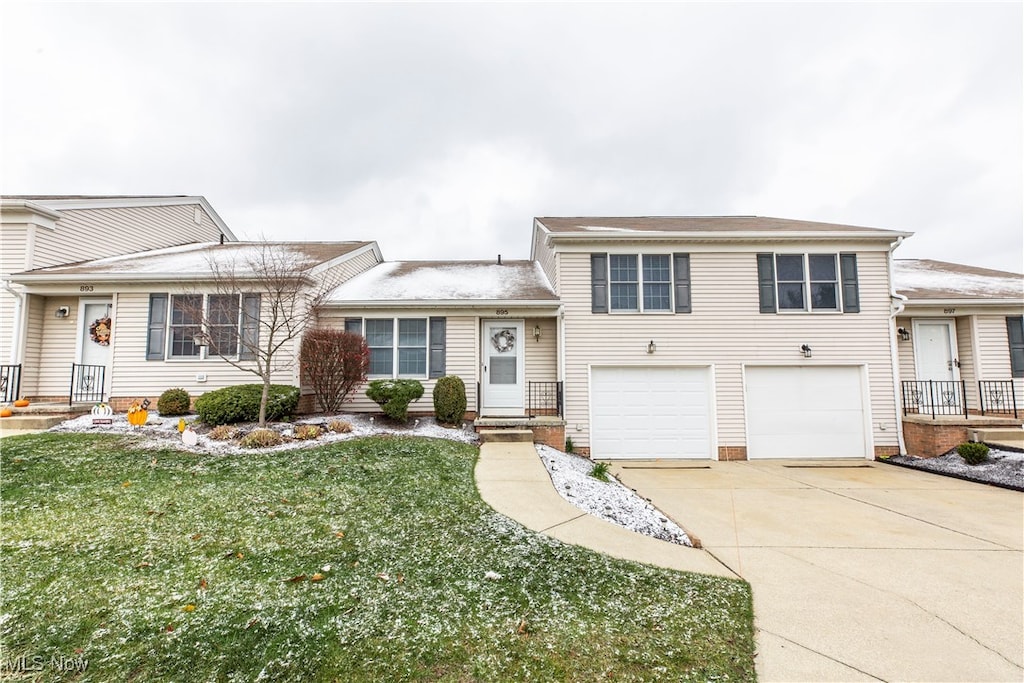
294,424,323,440
194,384,300,426
432,376,467,425
300,329,370,414
565,436,575,454
157,388,191,416
239,428,283,449
366,379,424,422
327,419,353,434
590,461,611,482
207,425,238,441
956,442,990,465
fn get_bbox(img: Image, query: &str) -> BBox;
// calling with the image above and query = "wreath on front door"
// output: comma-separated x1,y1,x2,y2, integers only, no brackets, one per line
490,329,515,353
89,317,112,346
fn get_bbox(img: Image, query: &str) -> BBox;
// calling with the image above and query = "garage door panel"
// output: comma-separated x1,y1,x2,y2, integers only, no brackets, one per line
746,366,868,459
591,367,711,459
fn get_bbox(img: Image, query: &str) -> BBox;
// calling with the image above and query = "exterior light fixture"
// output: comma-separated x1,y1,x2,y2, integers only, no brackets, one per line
800,344,812,358
897,327,911,342
647,340,657,354
533,324,542,342
54,306,70,319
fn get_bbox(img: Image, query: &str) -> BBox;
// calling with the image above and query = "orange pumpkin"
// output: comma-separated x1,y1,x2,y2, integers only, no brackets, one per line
0,407,12,418
127,409,148,426
14,399,29,408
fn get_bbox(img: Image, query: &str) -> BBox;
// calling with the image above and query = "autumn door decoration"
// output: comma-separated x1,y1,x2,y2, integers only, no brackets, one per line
127,401,148,426
90,316,112,346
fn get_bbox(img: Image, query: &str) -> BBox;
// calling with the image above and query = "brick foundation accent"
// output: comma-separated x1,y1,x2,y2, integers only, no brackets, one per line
531,424,566,450
902,421,969,458
718,446,748,461
873,445,901,458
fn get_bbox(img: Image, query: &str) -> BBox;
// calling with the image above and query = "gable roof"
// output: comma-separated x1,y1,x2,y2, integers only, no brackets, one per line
0,194,236,241
10,241,375,282
536,216,912,239
894,259,1024,303
325,260,558,306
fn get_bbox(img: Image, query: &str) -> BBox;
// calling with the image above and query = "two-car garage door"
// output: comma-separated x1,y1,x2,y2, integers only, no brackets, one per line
590,366,712,459
590,365,870,460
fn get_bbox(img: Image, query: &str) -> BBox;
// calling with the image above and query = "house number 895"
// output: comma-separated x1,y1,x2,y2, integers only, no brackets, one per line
495,309,509,316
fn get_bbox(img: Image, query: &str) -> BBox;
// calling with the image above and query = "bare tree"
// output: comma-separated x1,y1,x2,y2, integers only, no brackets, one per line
180,241,334,426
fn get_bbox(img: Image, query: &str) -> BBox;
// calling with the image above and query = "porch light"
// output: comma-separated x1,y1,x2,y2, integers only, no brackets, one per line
647,340,657,354
533,324,542,342
800,344,812,358
54,306,70,319
897,327,911,342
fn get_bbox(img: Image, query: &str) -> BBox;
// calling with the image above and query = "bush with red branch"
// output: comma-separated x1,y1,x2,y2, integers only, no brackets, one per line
300,329,370,414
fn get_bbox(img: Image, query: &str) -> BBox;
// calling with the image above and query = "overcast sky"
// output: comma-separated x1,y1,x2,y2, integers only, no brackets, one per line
2,2,1021,273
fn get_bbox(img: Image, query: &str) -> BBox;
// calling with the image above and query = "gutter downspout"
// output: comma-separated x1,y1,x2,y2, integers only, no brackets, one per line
887,237,908,455
557,304,566,419
1,279,26,366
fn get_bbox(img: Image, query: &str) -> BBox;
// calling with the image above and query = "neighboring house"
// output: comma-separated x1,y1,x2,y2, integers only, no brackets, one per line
1,195,381,408
893,259,1024,420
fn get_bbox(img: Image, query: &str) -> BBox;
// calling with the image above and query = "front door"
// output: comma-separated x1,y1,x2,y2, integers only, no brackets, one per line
912,319,961,411
76,299,113,401
481,320,525,416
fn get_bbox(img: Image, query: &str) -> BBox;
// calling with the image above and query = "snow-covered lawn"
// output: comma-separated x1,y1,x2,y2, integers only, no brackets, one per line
885,447,1024,491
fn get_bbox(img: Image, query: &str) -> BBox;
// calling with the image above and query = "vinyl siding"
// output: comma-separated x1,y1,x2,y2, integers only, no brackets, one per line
895,316,916,380
524,317,557,384
315,247,381,296
0,226,30,361
31,296,82,396
19,295,45,395
532,229,559,293
974,315,1024,399
29,204,223,270
955,317,978,406
315,310,480,415
108,291,297,400
558,249,899,453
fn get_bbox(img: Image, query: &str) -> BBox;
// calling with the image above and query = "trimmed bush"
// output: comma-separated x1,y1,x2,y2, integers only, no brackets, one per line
327,419,353,434
366,379,424,422
956,441,990,465
239,428,283,449
432,375,467,425
194,384,300,426
294,424,323,440
207,425,238,441
157,388,191,416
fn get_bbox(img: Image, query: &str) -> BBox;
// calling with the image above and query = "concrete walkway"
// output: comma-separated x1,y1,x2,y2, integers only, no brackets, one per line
612,459,1024,682
475,441,736,578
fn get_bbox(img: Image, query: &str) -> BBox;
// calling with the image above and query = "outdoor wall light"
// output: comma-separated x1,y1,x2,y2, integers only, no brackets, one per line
54,306,70,319
533,324,542,342
800,344,813,358
647,340,657,354
897,327,911,342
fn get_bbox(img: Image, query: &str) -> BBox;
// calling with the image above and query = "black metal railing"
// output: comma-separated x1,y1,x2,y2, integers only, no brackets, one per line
0,364,21,403
978,380,1019,418
527,381,563,418
901,380,968,419
70,363,106,405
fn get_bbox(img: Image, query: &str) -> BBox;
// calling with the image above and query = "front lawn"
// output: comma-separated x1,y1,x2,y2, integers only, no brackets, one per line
1,433,754,681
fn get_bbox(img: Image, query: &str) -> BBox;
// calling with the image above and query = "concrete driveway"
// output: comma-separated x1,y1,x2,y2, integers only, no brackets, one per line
611,459,1024,682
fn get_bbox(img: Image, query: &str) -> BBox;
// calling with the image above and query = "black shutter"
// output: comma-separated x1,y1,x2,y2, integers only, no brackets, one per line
673,253,692,313
239,293,261,360
840,253,860,313
429,317,446,378
344,318,363,334
1008,317,1024,378
591,254,608,313
756,254,776,313
146,294,168,360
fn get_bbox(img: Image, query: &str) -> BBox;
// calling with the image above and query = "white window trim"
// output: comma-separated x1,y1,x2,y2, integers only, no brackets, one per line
608,253,675,314
774,253,843,314
166,293,247,361
363,317,430,379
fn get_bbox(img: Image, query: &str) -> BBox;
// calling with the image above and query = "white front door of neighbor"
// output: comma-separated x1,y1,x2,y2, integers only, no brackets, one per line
76,299,113,400
481,320,525,416
913,320,959,382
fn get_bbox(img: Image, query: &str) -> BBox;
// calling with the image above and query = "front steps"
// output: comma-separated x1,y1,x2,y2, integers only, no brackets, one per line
976,427,1024,450
478,429,534,444
473,416,566,449
0,402,90,434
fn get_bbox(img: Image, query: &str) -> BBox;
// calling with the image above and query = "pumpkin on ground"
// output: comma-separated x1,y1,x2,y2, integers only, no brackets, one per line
14,399,29,408
0,407,12,418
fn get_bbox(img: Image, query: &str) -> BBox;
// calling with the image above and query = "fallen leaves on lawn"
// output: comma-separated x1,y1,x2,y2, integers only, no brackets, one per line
285,574,307,583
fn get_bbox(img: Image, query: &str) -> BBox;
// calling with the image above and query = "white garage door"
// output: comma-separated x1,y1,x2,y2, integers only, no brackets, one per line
590,366,712,459
745,366,869,459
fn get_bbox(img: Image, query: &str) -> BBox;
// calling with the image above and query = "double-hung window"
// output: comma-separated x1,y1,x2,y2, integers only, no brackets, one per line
207,294,240,356
596,253,687,313
757,253,858,314
169,295,203,358
357,317,445,379
149,293,260,360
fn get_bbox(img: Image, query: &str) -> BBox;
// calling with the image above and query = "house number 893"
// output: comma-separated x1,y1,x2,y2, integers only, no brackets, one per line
80,285,94,292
